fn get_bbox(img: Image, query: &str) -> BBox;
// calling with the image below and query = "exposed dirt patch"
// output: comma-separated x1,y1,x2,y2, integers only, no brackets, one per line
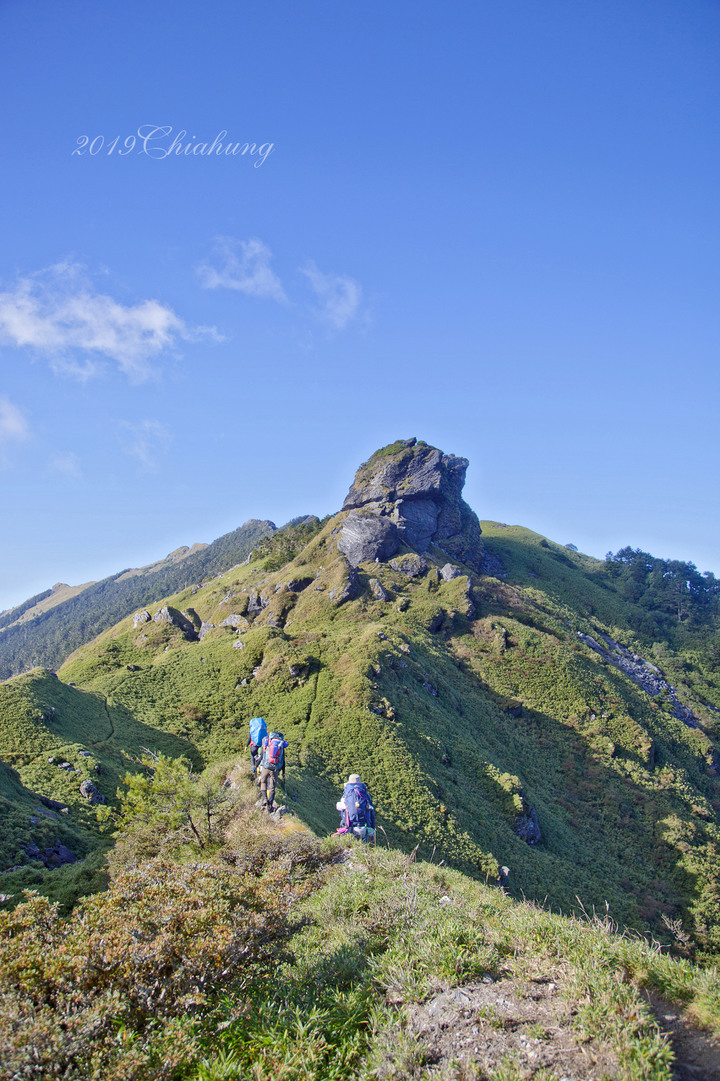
405,974,619,1079
645,991,720,1081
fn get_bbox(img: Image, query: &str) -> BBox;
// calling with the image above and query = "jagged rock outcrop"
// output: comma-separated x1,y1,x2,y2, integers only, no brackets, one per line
79,779,104,804
24,840,78,869
577,632,699,728
152,607,198,639
329,566,361,605
515,801,542,845
338,439,484,569
183,607,202,631
247,589,267,615
287,577,313,593
39,795,66,812
369,578,389,601
132,610,151,628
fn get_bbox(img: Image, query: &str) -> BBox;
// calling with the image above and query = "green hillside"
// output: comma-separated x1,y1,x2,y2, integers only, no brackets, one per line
3,759,720,1081
0,518,276,680
2,440,719,962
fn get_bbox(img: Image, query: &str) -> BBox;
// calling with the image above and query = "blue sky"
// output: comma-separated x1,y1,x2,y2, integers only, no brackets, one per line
0,0,718,611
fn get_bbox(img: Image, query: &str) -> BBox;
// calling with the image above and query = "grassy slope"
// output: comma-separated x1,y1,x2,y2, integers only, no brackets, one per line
5,780,720,1081
2,512,719,954
203,839,720,1081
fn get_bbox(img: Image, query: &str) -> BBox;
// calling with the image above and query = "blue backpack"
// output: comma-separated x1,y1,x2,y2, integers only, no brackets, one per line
343,782,375,831
249,717,267,747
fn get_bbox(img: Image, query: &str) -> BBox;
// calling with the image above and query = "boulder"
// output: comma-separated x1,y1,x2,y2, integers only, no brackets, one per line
43,842,79,869
24,841,78,869
153,606,198,638
247,589,267,614
79,779,104,804
183,607,203,631
337,511,400,567
390,554,427,578
133,610,151,627
440,563,461,581
369,578,389,601
329,567,361,605
220,614,246,628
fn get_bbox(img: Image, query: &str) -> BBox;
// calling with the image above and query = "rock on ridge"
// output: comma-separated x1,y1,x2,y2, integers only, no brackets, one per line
338,438,484,569
152,606,199,640
337,512,400,566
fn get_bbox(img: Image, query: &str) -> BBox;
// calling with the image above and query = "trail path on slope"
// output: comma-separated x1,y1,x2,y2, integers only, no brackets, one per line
645,991,720,1081
400,971,720,1079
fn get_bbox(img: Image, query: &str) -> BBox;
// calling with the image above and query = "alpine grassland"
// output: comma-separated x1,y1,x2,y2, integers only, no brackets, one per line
1,440,720,1077
2,755,719,1080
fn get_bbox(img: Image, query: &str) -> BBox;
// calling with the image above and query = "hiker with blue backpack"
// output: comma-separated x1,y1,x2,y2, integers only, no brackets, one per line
336,774,376,842
246,716,268,774
258,731,288,811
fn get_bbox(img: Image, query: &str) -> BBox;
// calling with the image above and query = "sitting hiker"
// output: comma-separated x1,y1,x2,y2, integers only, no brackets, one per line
258,731,288,810
246,716,268,774
338,773,376,842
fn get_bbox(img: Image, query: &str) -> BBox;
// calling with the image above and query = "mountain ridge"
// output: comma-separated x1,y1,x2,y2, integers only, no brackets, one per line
0,518,277,680
1,439,719,963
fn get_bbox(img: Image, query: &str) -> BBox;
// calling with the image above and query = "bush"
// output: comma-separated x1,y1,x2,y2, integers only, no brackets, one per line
0,857,297,1079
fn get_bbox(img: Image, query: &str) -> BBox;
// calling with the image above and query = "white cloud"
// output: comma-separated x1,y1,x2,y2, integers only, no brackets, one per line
197,237,287,301
300,261,362,329
50,452,81,477
118,419,172,471
0,396,29,444
0,262,217,383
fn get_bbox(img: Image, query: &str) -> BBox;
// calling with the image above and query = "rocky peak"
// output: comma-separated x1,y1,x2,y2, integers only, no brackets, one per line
338,439,484,570
343,439,468,510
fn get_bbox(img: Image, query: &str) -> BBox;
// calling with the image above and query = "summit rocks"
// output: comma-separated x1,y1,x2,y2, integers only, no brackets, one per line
338,438,484,569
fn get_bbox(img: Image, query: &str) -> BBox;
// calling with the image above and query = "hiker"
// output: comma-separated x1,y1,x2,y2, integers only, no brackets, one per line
337,773,376,842
246,716,268,774
258,731,288,810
